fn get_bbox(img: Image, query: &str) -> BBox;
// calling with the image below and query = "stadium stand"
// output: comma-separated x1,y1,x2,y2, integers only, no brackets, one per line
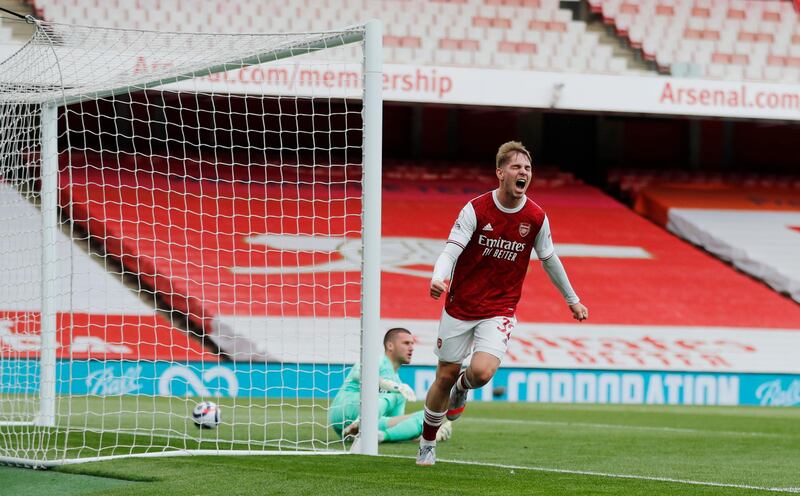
607,167,800,204
58,152,800,359
633,182,800,304
27,0,635,74
0,182,214,361
593,0,800,82
9,0,800,81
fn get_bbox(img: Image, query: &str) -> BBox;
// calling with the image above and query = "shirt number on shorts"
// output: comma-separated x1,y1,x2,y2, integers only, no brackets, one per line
497,317,514,337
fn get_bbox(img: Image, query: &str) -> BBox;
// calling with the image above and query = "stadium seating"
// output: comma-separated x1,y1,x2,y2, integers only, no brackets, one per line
58,153,800,360
28,0,633,75
18,0,800,81
593,0,800,82
607,168,800,204
633,181,800,303
0,181,212,361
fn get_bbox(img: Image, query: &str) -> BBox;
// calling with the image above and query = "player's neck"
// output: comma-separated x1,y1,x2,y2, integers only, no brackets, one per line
494,188,524,210
387,354,401,371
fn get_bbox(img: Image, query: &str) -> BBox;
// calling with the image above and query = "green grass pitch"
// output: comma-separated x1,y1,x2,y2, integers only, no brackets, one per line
2,399,799,495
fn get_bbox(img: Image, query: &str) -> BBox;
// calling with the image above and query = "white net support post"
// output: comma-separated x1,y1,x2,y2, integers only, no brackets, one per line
0,16,382,467
35,101,58,428
357,19,382,457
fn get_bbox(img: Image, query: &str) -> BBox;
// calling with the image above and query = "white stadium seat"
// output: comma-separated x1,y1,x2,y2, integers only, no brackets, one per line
763,65,782,81
608,57,627,73
28,0,800,81
706,63,726,78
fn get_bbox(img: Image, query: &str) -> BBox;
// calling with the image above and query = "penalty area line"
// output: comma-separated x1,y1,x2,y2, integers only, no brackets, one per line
380,454,800,494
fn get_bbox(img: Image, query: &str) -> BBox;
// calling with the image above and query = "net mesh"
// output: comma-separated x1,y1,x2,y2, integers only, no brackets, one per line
0,18,368,465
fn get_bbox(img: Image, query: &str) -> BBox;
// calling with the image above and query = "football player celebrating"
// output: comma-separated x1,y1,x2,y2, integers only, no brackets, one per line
417,141,588,466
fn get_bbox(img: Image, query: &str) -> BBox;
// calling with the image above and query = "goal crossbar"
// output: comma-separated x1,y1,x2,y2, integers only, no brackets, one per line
58,29,366,107
1,21,366,106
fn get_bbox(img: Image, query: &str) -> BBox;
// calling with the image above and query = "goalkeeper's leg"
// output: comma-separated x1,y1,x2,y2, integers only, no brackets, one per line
381,411,422,442
382,411,452,443
340,393,407,439
329,393,361,437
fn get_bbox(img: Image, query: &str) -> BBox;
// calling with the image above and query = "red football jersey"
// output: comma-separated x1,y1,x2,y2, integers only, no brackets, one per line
444,190,551,320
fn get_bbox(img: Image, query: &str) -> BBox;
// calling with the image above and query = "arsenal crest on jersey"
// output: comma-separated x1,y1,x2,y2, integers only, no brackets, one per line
519,222,531,237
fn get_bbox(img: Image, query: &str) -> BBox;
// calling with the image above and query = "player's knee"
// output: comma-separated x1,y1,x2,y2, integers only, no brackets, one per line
469,368,496,387
435,368,460,389
436,371,459,389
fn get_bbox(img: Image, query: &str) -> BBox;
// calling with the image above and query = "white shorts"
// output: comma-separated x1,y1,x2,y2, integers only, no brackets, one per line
434,310,516,363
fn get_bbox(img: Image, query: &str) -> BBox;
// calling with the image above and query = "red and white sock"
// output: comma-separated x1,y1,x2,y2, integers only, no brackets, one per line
421,406,446,444
455,371,473,392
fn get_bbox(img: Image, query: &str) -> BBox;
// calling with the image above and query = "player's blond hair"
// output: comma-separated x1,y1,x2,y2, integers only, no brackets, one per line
495,141,532,169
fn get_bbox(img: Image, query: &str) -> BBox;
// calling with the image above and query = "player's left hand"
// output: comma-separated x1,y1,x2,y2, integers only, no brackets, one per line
397,383,417,402
569,303,588,322
430,279,448,300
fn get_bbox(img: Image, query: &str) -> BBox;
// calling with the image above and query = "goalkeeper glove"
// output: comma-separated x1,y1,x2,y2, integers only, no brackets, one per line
379,379,417,402
397,383,417,402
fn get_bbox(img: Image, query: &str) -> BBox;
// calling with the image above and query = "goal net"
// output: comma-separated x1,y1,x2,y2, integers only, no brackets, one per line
0,17,383,466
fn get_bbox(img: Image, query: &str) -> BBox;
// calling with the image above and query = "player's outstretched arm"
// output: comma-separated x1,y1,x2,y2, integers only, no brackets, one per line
541,253,587,320
534,217,587,321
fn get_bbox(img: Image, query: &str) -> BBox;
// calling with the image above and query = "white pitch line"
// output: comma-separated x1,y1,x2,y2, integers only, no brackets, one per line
462,416,787,438
381,454,800,494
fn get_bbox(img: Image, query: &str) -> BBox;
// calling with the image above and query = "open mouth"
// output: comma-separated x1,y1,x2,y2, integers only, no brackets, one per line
515,178,527,189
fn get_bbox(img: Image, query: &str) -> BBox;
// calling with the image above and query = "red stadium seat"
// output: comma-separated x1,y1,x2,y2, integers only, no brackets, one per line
402,36,423,48
711,52,732,64
726,8,746,19
438,38,480,51
767,55,787,67
655,5,675,16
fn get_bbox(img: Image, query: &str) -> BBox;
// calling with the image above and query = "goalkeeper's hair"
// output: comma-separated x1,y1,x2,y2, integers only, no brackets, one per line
383,327,412,348
496,140,532,169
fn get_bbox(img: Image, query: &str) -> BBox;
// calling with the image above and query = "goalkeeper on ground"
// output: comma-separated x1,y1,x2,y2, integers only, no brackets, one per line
329,327,452,443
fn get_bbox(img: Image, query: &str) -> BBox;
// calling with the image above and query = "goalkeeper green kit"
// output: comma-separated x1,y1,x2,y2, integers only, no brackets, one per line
329,355,417,438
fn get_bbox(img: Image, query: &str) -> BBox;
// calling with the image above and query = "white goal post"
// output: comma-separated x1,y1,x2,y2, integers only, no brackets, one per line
0,17,382,466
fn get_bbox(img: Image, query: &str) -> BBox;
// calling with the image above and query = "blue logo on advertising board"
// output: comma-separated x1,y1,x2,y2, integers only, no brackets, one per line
753,379,800,406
